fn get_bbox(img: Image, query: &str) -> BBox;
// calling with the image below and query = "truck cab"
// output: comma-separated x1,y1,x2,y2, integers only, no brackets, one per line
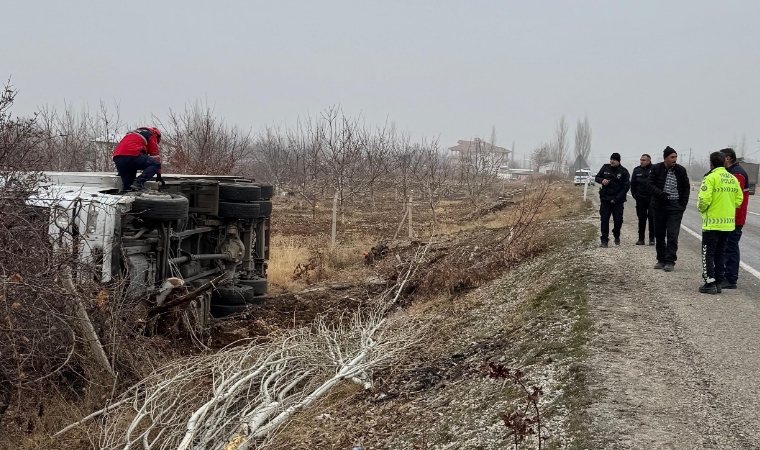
28,172,272,319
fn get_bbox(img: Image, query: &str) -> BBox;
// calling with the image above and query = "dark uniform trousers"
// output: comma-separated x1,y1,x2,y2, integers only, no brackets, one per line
635,196,654,241
599,200,624,242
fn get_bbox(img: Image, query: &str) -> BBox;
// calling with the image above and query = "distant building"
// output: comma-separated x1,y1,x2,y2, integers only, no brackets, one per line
497,168,535,181
448,138,510,163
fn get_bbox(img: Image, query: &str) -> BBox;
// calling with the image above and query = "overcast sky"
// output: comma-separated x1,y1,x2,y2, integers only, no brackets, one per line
2,0,759,168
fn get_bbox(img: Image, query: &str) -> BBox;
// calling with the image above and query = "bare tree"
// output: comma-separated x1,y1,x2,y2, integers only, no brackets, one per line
319,106,370,213
34,100,124,172
390,132,419,209
549,115,569,173
457,134,505,204
531,143,553,172
288,115,324,219
411,137,451,231
160,101,253,175
0,81,118,425
87,100,125,172
36,102,92,171
362,121,394,206
573,116,592,162
250,124,292,190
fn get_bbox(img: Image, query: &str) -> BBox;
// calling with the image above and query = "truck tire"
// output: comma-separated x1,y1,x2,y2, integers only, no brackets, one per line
238,277,267,295
212,285,256,306
219,184,261,202
257,184,274,200
252,201,272,217
218,202,260,219
210,303,248,318
129,192,189,220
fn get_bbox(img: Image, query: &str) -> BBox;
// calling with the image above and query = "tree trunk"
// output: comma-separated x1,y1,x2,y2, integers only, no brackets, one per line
62,266,115,380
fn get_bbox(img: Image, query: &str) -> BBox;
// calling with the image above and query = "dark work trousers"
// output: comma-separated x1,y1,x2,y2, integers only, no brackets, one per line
653,202,684,265
722,225,743,284
113,154,161,190
599,200,624,242
635,196,654,241
702,230,730,283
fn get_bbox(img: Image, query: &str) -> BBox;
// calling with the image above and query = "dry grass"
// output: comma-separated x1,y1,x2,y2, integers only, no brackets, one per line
267,234,377,291
266,235,310,291
268,182,589,294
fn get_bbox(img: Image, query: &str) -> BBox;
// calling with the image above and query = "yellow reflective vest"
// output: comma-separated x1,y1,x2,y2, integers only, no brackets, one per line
697,167,743,231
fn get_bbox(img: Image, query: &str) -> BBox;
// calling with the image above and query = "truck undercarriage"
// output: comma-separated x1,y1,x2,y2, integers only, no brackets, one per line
34,172,273,321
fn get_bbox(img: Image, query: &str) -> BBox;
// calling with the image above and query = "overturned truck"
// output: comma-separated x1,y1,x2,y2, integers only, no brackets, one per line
31,172,273,321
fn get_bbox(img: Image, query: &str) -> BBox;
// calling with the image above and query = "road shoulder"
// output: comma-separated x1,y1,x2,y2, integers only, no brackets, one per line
584,201,760,449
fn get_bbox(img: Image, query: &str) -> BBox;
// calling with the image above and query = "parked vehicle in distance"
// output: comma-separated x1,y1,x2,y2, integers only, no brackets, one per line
739,160,758,195
573,169,595,186
27,172,273,321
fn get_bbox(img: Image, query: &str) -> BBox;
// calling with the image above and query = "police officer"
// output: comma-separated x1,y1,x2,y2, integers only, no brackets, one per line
594,153,631,247
631,154,654,245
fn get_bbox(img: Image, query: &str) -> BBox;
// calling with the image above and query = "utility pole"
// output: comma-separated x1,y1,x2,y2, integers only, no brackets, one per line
688,148,693,175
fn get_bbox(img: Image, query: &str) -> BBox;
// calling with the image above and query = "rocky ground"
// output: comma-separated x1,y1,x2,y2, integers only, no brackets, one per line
586,202,760,449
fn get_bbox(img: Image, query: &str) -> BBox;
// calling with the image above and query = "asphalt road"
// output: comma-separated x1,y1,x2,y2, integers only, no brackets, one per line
617,183,760,287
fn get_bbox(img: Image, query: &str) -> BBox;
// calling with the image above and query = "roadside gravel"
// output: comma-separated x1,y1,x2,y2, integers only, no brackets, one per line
585,201,760,449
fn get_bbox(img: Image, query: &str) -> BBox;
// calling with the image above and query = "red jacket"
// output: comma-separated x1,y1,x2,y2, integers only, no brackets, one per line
113,128,160,158
728,163,750,226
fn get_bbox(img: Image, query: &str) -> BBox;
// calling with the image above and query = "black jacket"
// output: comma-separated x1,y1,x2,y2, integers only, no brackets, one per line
631,164,653,200
595,163,630,203
647,162,690,209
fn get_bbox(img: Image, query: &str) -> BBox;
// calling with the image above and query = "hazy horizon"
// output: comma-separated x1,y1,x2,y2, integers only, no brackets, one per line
3,0,759,170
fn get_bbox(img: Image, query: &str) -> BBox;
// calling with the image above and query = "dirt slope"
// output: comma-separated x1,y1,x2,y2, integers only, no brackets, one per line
269,196,760,450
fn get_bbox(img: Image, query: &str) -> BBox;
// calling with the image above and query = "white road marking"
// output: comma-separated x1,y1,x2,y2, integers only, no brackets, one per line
748,211,760,216
680,224,760,281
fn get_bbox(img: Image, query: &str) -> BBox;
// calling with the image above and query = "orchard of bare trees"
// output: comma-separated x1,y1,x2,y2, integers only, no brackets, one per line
0,79,577,449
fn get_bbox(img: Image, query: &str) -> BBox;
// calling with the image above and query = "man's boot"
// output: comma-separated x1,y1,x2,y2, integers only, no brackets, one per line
699,282,718,294
130,180,147,191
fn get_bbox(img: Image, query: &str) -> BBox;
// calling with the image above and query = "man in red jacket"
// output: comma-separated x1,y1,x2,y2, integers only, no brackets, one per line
112,127,163,191
718,148,749,289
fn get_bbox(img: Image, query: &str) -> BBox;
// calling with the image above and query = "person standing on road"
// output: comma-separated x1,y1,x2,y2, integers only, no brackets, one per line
648,146,690,272
595,153,630,248
631,154,655,246
112,127,164,191
716,147,750,290
697,151,744,294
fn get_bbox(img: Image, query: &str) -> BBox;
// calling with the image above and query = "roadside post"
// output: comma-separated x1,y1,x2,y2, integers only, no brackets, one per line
331,192,338,248
584,173,590,201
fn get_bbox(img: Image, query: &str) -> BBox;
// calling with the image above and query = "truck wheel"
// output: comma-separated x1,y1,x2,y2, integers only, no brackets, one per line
210,303,248,318
257,184,274,200
238,277,267,295
129,192,189,220
218,202,260,219
219,184,261,202
252,201,272,217
212,285,256,305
